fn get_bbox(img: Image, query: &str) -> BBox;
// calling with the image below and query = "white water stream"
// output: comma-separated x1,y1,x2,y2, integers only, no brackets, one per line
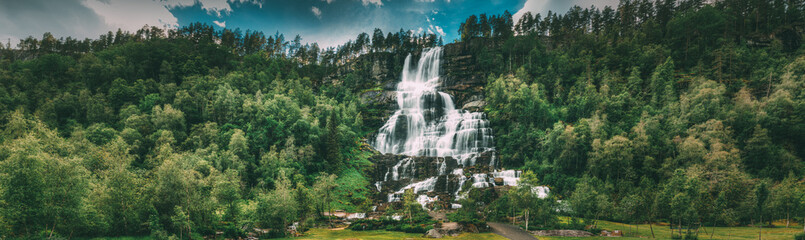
373,47,549,208
373,47,513,207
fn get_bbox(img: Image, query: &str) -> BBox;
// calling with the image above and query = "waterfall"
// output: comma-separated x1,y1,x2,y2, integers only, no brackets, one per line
375,47,535,206
373,47,495,164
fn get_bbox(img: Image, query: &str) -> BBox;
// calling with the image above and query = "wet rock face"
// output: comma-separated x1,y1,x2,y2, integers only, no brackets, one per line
361,90,397,107
421,91,446,122
355,40,491,131
369,151,498,200
440,39,495,110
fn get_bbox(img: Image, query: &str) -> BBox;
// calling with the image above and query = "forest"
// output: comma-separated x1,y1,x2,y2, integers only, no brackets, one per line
0,0,804,239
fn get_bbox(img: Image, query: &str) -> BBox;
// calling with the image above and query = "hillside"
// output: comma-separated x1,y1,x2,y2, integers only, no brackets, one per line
0,0,804,239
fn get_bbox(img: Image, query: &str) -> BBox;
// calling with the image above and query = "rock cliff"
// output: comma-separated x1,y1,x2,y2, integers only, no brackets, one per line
333,40,493,130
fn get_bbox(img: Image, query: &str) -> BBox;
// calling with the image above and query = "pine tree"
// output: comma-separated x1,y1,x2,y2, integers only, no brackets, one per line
325,112,342,172
650,57,675,107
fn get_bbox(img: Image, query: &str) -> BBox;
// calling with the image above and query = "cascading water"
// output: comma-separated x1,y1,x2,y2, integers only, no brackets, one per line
374,47,519,207
374,47,495,167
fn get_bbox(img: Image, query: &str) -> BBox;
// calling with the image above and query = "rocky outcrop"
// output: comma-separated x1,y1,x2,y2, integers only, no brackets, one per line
440,39,494,110
462,100,486,112
369,151,498,207
425,222,462,238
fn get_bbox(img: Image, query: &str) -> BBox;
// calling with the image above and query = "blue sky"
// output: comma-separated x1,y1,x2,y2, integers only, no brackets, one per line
0,0,618,48
169,0,527,47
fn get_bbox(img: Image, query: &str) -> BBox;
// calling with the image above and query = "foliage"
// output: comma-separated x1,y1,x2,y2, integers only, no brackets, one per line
473,0,805,229
1,0,805,237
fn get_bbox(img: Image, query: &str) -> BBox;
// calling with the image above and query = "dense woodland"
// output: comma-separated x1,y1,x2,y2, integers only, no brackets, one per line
0,0,804,238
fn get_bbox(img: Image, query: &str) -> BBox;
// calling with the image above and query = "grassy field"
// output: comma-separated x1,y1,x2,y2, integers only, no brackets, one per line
72,219,803,240
77,237,151,240
278,228,506,240
540,218,802,240
72,229,504,240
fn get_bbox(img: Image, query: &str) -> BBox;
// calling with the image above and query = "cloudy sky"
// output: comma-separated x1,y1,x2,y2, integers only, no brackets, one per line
0,0,618,48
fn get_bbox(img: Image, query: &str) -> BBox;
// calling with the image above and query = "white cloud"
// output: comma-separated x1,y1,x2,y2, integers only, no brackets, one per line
434,26,445,36
424,16,445,36
361,0,382,7
161,0,264,17
4,0,263,46
513,0,548,25
0,0,108,44
85,0,179,31
197,0,232,17
311,6,322,19
83,0,266,35
514,0,618,26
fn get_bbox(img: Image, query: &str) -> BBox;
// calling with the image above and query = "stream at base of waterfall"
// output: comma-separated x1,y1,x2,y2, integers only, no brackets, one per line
371,47,548,209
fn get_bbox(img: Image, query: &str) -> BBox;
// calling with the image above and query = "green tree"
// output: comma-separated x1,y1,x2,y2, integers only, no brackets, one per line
98,166,146,235
650,57,675,107
213,170,242,222
324,112,343,172
568,178,609,228
402,188,420,223
313,174,337,226
170,206,192,239
510,171,554,230
255,172,297,234
0,136,47,236
769,174,802,228
588,136,634,182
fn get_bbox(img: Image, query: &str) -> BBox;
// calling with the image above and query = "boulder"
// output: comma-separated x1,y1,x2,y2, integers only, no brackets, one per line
441,222,462,235
462,100,486,112
425,229,444,238
425,222,463,238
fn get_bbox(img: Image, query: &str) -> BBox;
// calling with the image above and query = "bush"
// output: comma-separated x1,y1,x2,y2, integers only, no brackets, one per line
672,233,698,240
219,222,245,238
387,223,432,233
265,228,287,238
794,233,805,240
348,219,399,231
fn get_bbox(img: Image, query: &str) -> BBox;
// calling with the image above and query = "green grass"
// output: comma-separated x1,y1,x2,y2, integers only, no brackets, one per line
541,218,802,240
76,236,151,240
68,219,805,240
279,228,506,240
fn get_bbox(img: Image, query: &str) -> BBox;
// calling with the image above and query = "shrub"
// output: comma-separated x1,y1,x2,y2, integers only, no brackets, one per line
219,222,246,238
387,223,431,233
794,233,805,240
348,219,399,231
